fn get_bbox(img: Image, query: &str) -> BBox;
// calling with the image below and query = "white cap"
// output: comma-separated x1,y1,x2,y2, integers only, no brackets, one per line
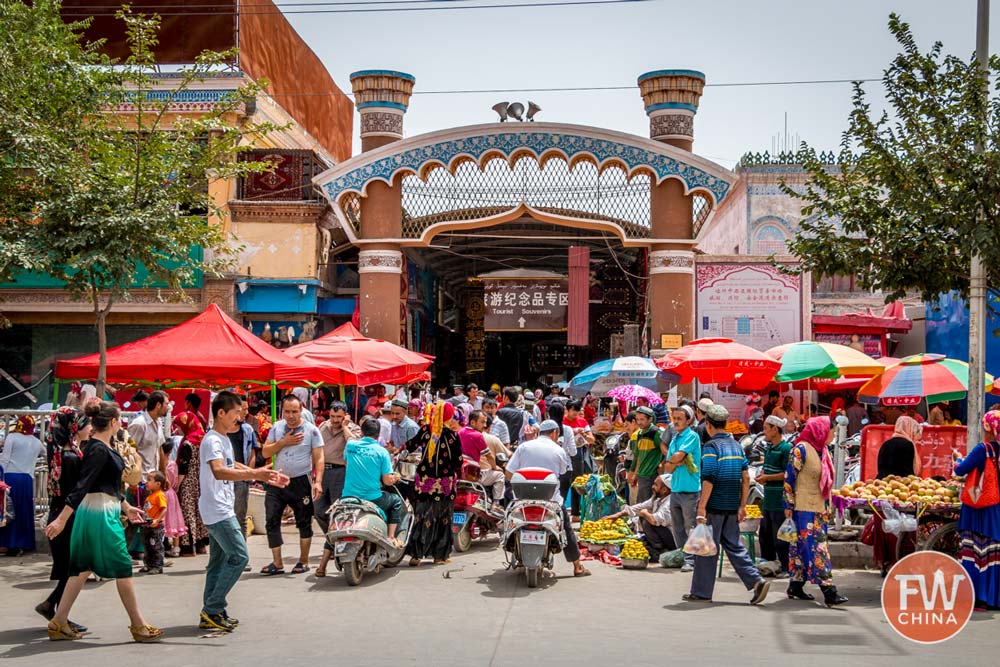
765,415,787,428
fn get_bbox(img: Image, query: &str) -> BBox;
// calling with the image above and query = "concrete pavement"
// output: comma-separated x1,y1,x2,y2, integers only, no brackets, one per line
1,528,996,666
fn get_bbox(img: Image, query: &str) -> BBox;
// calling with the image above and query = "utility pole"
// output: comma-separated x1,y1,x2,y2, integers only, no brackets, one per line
968,0,990,447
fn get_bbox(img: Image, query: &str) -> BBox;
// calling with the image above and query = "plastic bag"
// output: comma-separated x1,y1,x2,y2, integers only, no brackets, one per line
777,517,798,543
882,503,903,536
683,522,717,556
900,513,918,533
659,548,686,568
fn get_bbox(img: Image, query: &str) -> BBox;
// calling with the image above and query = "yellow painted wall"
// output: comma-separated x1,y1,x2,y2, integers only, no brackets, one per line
230,221,318,279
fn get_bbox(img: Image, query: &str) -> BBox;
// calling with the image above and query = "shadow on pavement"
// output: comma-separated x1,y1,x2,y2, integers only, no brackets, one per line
476,566,559,597
302,565,402,590
0,623,229,658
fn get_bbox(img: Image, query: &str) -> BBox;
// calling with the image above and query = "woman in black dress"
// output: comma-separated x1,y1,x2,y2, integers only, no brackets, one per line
872,416,923,575
34,407,91,632
405,401,464,565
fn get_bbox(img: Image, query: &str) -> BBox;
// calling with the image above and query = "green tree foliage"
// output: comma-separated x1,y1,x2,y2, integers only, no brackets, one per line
0,1,281,393
785,14,1000,310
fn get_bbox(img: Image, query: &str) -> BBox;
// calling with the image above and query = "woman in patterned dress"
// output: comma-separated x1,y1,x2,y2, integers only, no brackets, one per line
173,411,208,555
955,412,1000,611
783,417,848,607
405,401,464,566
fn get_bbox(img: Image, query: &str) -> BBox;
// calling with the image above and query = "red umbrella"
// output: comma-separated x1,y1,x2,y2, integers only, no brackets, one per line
284,327,433,386
655,337,780,387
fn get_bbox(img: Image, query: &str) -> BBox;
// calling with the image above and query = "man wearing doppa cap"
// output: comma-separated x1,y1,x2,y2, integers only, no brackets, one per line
626,406,666,504
505,420,590,577
607,473,675,560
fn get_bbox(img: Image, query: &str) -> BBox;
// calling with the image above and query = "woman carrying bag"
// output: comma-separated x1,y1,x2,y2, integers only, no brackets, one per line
954,412,1000,611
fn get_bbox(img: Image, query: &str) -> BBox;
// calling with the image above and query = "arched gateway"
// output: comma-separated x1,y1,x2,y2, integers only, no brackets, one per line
313,69,736,379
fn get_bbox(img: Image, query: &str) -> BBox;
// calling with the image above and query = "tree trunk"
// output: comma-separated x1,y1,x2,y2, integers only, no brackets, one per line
96,306,108,398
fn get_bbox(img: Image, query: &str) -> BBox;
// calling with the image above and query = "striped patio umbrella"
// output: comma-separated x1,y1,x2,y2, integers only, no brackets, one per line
766,341,886,383
566,356,678,397
857,353,995,406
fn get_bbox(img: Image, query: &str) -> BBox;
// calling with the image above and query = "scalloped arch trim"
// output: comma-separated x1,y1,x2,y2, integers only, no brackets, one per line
316,124,733,207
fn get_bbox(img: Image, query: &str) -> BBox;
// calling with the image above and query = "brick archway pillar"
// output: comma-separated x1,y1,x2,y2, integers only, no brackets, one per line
640,70,704,390
351,70,415,344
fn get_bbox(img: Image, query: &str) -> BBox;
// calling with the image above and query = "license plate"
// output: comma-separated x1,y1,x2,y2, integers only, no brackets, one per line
520,530,547,545
452,512,467,525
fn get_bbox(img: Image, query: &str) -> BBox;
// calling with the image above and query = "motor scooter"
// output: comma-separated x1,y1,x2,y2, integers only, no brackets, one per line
325,462,414,586
500,468,566,588
452,456,503,552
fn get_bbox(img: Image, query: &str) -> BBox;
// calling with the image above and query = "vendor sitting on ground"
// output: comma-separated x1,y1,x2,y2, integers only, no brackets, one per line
606,473,675,560
342,417,405,547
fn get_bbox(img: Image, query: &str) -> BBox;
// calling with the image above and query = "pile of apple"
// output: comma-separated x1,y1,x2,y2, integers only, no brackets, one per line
835,475,963,506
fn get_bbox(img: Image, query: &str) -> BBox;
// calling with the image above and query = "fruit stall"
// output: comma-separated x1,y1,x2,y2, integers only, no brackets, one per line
833,475,963,559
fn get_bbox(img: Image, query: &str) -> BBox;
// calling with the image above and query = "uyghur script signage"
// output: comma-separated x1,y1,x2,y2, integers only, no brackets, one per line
483,279,568,331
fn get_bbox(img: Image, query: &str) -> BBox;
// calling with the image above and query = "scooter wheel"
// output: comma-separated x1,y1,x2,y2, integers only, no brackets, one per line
454,524,473,552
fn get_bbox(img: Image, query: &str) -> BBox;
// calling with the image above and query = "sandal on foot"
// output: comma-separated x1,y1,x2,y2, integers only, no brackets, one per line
129,624,163,643
48,620,82,641
68,620,88,634
291,563,310,574
574,567,592,577
259,563,285,576
314,568,327,578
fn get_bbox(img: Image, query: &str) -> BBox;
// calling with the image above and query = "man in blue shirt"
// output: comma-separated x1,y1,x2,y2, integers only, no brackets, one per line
342,418,404,546
664,404,702,571
685,404,769,606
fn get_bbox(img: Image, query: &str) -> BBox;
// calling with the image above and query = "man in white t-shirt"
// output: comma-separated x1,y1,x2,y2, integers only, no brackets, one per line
505,420,590,578
199,390,288,633
127,390,169,474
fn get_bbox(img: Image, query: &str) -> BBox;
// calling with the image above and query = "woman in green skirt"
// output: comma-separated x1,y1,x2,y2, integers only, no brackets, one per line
44,401,162,642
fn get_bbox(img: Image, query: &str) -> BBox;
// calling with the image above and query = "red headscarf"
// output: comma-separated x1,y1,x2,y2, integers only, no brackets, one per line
12,415,36,435
797,417,835,500
174,410,205,447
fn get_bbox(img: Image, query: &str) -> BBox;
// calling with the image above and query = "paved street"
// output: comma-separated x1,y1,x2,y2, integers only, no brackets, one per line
1,528,996,666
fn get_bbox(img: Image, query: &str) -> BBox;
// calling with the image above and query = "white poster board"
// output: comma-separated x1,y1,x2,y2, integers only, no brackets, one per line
695,262,803,417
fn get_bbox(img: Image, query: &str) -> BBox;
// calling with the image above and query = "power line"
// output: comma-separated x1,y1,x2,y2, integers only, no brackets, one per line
61,0,655,16
232,78,881,99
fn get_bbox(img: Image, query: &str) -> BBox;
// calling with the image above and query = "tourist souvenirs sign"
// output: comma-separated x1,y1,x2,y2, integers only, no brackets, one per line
483,279,569,331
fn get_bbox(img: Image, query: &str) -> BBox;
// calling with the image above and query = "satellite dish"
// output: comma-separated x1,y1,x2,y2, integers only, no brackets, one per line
507,102,525,121
492,102,509,122
526,101,541,121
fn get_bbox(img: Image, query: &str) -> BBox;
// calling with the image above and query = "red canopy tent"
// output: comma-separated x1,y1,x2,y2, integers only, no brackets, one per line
55,304,321,388
283,324,434,387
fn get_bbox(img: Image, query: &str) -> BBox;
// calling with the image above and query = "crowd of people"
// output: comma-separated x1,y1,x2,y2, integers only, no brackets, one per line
1,377,999,644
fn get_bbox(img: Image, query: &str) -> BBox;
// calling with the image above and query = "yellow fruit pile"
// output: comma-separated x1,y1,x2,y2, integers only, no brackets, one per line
572,475,591,488
579,518,631,543
620,539,649,560
835,475,962,506
744,504,762,519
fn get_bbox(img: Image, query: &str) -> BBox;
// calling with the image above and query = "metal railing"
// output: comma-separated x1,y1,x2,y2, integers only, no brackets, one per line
0,409,140,520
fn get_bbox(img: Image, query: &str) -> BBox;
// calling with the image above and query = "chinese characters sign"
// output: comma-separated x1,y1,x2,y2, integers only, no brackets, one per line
814,332,884,358
860,425,967,480
483,279,569,331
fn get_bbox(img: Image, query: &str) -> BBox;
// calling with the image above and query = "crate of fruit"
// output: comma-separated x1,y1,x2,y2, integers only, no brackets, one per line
619,538,650,568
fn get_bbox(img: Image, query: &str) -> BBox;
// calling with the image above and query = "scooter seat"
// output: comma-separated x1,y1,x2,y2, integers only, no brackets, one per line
336,497,387,522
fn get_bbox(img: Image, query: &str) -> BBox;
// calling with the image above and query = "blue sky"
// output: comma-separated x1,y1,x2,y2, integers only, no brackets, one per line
284,0,997,168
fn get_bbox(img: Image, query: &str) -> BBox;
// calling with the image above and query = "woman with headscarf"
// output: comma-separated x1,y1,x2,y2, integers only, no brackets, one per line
783,417,848,606
869,416,923,575
405,401,464,566
0,416,44,555
954,412,1000,611
173,410,208,556
35,408,91,631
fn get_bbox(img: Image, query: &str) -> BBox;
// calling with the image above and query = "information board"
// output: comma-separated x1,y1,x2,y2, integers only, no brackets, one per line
483,279,568,331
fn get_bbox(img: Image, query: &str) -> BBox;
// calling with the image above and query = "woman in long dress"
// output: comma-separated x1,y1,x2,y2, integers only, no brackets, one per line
405,401,464,565
43,401,161,642
784,417,848,607
955,412,1000,611
0,416,44,555
173,411,208,555
35,408,91,632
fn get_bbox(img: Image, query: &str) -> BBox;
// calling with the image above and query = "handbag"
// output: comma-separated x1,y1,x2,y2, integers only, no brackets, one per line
961,441,1000,509
0,468,13,529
